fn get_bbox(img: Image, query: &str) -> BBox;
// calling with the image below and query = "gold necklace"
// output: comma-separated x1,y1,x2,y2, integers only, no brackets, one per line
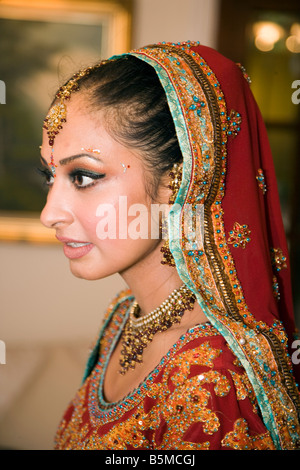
119,284,196,374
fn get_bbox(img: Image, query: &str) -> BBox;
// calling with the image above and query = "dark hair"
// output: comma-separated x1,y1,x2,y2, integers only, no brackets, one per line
74,55,182,198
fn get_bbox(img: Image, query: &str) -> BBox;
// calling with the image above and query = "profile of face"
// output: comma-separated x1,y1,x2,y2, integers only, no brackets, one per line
40,94,170,281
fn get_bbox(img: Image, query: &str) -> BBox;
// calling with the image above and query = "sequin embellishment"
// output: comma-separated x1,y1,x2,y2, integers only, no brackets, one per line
236,63,252,84
256,168,267,194
271,247,287,271
226,110,242,138
272,276,280,301
227,223,251,249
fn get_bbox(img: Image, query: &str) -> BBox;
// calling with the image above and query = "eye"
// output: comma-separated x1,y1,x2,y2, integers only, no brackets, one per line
36,167,54,187
70,169,105,189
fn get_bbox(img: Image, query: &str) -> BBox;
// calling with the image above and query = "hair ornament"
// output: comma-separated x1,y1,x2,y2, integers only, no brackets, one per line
43,61,111,147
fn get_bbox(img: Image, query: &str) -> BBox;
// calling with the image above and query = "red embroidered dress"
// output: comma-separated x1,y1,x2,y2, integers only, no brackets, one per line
54,294,275,450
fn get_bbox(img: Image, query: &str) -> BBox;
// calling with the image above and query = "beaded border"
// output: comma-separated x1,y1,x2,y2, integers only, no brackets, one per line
88,318,217,426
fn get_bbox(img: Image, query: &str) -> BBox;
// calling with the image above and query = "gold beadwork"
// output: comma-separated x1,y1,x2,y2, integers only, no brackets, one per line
43,102,67,147
271,247,287,272
168,163,182,205
160,163,182,266
119,284,196,374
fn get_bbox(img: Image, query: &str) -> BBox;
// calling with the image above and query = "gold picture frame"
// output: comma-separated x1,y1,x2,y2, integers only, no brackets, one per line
0,0,132,243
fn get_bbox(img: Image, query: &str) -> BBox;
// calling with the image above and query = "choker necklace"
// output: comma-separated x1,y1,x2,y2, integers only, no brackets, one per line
119,284,196,374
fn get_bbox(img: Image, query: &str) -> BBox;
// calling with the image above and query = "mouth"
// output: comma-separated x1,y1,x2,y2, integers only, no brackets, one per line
56,236,94,259
65,242,91,248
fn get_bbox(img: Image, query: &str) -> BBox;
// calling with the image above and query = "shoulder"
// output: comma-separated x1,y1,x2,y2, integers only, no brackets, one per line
102,288,134,323
82,289,134,382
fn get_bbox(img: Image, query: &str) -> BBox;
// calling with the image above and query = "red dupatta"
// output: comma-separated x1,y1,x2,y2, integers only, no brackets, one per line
129,42,300,449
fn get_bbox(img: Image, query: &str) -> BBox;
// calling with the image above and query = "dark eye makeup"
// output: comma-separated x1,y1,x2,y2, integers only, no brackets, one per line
69,169,106,189
36,166,106,190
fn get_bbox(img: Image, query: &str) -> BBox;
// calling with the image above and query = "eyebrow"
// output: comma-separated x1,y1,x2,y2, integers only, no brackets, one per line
59,153,103,165
40,153,103,166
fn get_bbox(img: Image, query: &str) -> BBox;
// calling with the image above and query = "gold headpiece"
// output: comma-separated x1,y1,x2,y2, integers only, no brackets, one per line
43,67,93,146
43,62,110,146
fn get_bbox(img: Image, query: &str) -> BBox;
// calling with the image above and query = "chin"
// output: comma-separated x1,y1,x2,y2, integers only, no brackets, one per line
69,261,103,281
68,259,118,281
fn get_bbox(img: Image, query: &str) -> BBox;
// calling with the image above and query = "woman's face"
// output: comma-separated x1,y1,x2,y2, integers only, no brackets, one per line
40,95,167,280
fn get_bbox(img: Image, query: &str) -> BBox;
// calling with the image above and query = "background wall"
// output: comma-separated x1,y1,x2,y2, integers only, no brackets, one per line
0,0,220,450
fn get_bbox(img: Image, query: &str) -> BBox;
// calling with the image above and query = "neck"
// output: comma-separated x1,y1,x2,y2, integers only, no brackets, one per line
120,241,183,316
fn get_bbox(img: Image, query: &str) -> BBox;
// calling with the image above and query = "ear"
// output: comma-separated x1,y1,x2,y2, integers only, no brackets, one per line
156,170,173,205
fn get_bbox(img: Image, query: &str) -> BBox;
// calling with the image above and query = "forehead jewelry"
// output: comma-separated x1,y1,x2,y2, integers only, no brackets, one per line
50,148,57,177
82,147,101,155
43,67,93,147
43,60,110,149
39,145,57,177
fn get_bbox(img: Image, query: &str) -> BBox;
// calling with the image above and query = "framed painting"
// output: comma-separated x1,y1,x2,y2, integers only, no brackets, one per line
0,0,132,243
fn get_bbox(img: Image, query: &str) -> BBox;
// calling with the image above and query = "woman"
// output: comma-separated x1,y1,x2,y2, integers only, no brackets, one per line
39,41,300,450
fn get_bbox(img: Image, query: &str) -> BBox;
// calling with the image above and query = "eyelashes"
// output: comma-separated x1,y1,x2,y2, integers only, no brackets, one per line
36,167,106,190
36,167,53,187
69,169,106,189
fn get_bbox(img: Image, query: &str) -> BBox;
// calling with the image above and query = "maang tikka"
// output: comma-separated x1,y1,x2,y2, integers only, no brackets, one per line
160,162,183,267
43,62,109,156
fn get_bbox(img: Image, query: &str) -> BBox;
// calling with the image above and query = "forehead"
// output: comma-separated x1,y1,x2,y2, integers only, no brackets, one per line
43,95,103,145
41,96,143,167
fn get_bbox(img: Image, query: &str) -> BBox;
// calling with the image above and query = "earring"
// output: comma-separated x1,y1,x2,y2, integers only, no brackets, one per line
160,163,182,267
168,163,182,204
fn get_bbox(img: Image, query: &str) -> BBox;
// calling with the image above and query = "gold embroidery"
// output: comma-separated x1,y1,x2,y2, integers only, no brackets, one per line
55,330,276,450
222,418,276,450
229,370,258,413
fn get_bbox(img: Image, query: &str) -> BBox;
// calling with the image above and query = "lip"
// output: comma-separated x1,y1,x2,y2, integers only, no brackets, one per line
56,236,94,259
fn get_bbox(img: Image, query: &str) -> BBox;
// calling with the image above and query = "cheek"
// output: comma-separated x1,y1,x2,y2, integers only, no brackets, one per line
83,194,160,248
92,201,154,243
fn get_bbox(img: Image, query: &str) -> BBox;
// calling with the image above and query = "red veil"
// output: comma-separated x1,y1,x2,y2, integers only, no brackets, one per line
129,42,300,448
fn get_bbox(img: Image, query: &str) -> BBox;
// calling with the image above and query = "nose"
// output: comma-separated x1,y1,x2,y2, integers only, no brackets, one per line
40,182,73,229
